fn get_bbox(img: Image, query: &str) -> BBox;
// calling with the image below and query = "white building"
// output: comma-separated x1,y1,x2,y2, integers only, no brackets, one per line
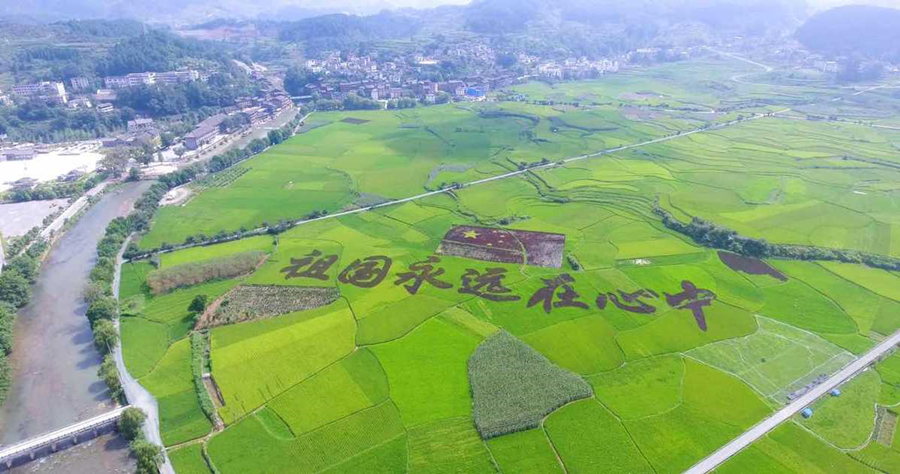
104,70,203,90
156,70,200,86
70,76,92,91
11,82,68,104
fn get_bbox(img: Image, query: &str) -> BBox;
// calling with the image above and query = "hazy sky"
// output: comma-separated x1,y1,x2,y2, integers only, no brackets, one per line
379,0,471,7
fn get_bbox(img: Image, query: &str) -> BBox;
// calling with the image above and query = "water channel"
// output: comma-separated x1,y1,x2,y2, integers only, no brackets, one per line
0,181,151,472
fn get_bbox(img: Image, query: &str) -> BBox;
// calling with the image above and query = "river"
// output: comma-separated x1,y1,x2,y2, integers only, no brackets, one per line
0,181,151,472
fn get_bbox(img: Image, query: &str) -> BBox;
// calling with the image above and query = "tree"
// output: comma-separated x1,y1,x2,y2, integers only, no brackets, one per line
86,296,118,325
127,167,142,182
93,319,119,353
283,67,320,96
98,354,123,401
135,146,155,166
188,294,208,314
99,147,135,176
267,129,285,145
118,407,147,441
131,439,164,474
0,306,13,355
496,52,518,68
6,255,39,283
0,271,31,309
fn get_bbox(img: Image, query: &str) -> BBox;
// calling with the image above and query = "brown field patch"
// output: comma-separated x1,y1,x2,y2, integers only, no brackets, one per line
147,251,267,295
200,285,340,328
341,117,370,125
718,251,787,281
436,226,565,268
875,406,898,447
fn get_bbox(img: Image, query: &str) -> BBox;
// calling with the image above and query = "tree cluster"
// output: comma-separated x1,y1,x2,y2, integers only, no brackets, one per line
117,407,164,474
97,30,228,77
4,173,104,203
0,102,136,143
115,76,257,118
0,239,48,403
146,251,264,295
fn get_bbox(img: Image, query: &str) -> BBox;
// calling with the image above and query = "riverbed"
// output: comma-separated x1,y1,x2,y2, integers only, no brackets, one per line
0,181,151,471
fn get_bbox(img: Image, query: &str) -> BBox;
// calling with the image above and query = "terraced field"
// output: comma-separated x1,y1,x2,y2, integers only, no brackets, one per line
120,57,900,474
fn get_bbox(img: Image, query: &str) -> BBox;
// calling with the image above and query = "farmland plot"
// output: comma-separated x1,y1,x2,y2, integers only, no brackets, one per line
117,58,900,474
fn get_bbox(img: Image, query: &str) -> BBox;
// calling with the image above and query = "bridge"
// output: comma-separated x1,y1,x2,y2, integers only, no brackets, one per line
0,406,128,469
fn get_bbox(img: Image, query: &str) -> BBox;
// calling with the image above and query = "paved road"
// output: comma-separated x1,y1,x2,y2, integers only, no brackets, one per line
112,235,174,474
685,330,900,473
40,182,110,240
705,47,773,73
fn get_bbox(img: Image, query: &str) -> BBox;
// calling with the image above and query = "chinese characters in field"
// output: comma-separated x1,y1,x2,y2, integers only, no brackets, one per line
281,251,717,331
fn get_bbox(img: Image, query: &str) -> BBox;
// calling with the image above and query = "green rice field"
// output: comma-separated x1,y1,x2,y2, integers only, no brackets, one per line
117,56,900,473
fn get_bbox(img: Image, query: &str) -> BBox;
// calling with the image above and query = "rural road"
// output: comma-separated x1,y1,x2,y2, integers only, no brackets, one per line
685,329,900,473
39,181,109,240
113,235,175,474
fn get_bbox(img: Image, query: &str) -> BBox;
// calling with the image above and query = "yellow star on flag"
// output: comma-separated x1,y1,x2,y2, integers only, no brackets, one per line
463,230,479,239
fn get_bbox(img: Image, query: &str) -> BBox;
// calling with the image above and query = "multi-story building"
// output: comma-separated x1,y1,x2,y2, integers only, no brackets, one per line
1,147,36,161
127,118,156,133
241,106,267,124
103,71,202,90
70,77,92,91
156,70,200,86
11,82,68,104
104,72,155,89
103,76,133,89
184,126,217,150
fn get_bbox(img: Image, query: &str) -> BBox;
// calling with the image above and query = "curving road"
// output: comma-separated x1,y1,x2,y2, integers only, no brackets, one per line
112,234,174,474
685,329,900,473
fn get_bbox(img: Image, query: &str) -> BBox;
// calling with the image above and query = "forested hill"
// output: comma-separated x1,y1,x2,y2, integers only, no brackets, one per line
275,0,807,59
463,0,806,35
796,5,900,61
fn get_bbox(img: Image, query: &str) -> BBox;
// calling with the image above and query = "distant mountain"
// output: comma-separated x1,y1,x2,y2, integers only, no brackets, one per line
462,0,807,34
796,5,900,60
448,0,807,58
0,0,470,25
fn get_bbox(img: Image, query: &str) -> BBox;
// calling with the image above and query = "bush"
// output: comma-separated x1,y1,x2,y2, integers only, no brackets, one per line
83,281,111,305
0,271,31,308
145,251,265,295
98,354,123,402
6,254,39,283
131,438,164,474
119,406,147,441
86,296,119,325
0,355,9,404
189,294,208,314
0,305,14,355
93,319,119,354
